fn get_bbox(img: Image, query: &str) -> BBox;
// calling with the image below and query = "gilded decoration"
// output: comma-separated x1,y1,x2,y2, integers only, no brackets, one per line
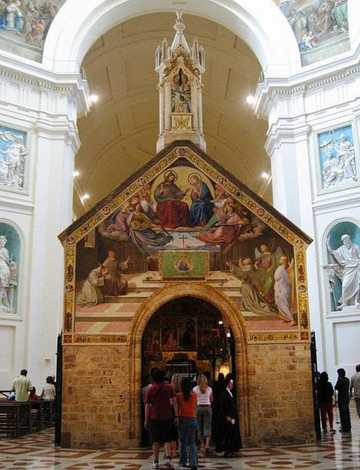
61,143,311,346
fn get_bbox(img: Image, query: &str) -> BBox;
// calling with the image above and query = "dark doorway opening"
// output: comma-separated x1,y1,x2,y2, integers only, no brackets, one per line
141,296,235,386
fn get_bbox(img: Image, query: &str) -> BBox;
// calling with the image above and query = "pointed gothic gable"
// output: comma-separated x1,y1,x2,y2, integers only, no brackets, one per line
60,141,311,345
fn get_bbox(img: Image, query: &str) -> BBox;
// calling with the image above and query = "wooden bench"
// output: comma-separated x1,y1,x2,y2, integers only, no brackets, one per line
0,402,32,437
0,400,56,438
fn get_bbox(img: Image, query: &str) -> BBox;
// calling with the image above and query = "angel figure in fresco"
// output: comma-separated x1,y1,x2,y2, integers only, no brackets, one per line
198,201,249,246
102,250,129,296
77,265,108,305
154,170,190,228
127,201,172,254
226,257,273,315
274,256,296,326
101,208,130,241
188,173,213,226
254,243,281,304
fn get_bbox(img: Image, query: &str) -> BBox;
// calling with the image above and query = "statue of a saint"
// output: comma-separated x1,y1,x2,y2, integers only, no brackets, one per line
328,234,360,309
0,235,17,313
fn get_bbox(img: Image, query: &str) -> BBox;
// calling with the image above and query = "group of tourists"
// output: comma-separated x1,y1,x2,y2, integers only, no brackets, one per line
143,369,240,470
10,369,56,402
317,365,360,434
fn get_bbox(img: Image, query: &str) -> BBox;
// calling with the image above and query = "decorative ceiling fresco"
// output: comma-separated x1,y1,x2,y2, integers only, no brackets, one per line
276,0,350,66
0,0,65,62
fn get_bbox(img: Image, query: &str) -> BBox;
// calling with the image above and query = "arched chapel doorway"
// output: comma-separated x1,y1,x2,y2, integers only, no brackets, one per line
142,296,235,387
128,285,250,445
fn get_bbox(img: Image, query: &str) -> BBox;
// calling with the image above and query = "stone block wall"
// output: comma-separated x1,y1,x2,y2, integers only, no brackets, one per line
62,341,315,449
245,343,315,446
62,345,134,449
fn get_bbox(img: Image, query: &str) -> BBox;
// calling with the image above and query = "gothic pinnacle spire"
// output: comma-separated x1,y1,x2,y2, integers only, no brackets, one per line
171,10,191,55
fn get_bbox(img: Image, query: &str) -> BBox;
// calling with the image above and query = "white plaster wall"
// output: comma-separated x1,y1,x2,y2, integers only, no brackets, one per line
261,62,360,381
0,78,82,390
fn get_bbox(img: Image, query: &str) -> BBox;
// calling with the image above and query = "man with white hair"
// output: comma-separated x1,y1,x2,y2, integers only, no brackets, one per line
330,234,360,308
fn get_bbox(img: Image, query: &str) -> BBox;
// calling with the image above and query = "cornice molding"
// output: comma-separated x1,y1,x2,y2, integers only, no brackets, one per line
0,63,91,116
256,61,360,119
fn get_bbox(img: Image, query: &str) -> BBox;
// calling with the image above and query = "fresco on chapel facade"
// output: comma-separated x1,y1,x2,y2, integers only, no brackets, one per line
61,145,311,344
0,0,65,62
277,0,349,66
324,220,360,312
0,222,19,314
318,124,357,191
0,126,27,190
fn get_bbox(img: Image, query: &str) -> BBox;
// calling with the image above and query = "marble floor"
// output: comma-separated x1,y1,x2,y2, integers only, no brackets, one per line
0,411,359,469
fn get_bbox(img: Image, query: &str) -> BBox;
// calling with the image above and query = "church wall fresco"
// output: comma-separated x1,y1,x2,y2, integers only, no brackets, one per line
0,222,19,314
61,143,311,345
323,220,360,312
317,123,358,192
0,0,65,62
0,126,28,191
277,0,350,66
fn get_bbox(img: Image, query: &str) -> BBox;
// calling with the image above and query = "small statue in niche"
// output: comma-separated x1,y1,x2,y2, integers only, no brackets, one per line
172,69,191,113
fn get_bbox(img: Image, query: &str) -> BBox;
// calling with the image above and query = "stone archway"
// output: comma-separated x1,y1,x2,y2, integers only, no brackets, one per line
127,283,250,445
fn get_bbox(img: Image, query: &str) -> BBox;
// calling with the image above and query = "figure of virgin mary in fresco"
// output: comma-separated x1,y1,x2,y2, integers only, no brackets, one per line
154,170,190,228
188,173,213,226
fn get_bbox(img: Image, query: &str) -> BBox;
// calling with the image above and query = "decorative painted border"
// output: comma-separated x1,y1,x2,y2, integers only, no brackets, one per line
62,145,310,345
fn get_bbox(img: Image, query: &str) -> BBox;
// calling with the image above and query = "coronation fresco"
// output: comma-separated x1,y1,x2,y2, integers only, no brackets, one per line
277,0,350,66
0,0,65,62
60,144,311,345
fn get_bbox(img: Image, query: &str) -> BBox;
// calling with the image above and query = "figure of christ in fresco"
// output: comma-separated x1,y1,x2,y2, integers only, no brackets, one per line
102,250,129,296
77,265,108,305
198,201,249,246
127,202,173,254
254,244,278,304
274,256,296,326
188,174,213,226
227,258,273,316
154,170,190,228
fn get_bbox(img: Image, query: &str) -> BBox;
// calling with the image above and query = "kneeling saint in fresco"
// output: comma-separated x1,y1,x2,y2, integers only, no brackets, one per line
77,265,108,305
188,173,213,226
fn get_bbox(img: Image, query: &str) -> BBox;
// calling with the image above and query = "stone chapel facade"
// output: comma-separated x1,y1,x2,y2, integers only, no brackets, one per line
59,15,315,448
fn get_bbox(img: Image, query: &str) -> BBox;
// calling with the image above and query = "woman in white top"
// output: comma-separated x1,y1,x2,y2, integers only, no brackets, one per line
193,374,213,455
41,376,56,401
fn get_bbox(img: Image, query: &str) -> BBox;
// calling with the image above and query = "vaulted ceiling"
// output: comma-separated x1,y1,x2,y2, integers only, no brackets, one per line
74,13,270,216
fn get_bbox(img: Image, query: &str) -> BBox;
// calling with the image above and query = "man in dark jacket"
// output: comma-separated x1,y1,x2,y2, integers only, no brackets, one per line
335,368,351,433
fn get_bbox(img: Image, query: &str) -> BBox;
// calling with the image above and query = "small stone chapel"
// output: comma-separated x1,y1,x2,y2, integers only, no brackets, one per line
59,13,315,449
